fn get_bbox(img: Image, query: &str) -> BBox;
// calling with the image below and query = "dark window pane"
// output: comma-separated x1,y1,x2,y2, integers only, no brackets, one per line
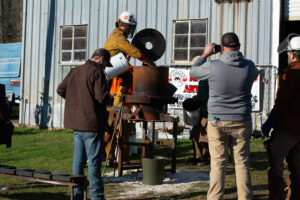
190,49,204,61
174,49,188,60
74,51,86,61
74,38,86,49
190,35,206,47
175,22,189,34
62,38,72,50
191,21,206,33
74,26,87,37
175,35,188,48
62,27,73,38
62,52,71,61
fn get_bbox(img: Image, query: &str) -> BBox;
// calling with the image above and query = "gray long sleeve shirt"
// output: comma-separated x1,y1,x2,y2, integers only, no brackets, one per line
190,51,259,121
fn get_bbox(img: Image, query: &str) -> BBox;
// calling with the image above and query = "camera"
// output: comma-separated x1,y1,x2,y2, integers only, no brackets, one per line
213,44,221,53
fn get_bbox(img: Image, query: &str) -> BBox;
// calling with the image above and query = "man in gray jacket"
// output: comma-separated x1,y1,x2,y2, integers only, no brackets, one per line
190,32,259,200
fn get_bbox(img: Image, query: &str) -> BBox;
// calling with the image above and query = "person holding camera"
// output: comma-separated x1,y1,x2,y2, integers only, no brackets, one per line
190,32,259,200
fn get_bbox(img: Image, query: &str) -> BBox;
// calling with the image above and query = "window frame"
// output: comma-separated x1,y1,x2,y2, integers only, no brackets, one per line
58,24,88,66
215,0,250,3
172,19,208,65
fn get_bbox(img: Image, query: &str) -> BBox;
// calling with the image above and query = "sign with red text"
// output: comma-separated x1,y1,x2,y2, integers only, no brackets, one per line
168,68,261,111
168,68,198,108
251,73,261,112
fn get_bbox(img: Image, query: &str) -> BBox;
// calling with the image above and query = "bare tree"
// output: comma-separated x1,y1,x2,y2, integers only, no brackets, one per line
0,0,23,43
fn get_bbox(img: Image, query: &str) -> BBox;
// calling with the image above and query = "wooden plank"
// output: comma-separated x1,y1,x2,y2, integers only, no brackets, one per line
0,173,77,186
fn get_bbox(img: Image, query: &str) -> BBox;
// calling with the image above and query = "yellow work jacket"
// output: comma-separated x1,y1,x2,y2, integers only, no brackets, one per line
104,27,140,95
104,27,142,58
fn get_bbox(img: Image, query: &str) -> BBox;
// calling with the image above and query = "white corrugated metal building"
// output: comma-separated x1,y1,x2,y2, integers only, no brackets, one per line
19,0,300,133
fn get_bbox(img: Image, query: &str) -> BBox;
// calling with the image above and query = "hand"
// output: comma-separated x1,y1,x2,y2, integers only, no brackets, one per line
261,110,279,138
201,43,215,59
125,55,131,62
261,122,272,138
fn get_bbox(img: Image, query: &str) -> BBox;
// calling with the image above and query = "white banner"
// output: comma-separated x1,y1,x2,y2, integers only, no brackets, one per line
168,67,261,111
168,68,198,108
251,73,261,112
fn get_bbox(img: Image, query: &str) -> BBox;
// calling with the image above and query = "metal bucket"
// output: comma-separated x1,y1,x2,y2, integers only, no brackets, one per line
105,53,129,80
182,98,201,126
142,156,166,185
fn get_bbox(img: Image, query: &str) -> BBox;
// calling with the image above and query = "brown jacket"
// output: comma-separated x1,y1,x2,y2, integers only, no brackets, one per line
274,60,300,136
57,60,113,132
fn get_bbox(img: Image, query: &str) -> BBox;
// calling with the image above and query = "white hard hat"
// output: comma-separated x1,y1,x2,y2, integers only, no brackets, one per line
278,33,300,53
118,11,136,25
288,36,300,51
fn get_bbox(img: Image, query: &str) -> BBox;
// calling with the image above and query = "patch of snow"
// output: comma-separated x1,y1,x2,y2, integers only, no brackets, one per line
103,170,209,198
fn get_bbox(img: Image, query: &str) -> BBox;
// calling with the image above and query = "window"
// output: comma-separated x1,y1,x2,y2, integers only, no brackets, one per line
172,19,207,64
60,25,87,64
215,0,250,3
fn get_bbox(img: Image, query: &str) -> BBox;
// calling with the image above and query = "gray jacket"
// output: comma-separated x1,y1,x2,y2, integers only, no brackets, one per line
190,51,259,121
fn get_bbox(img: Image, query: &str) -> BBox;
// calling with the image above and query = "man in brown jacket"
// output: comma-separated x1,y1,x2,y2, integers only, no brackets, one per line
262,35,300,199
57,48,113,200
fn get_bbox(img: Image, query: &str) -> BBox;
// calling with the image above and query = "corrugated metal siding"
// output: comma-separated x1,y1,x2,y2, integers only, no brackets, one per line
20,0,275,128
284,0,300,21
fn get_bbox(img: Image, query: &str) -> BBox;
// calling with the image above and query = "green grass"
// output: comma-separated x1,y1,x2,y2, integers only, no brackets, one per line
0,127,273,199
9,104,19,119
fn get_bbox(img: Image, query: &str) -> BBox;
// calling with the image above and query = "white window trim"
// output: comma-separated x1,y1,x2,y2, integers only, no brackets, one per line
58,25,88,66
172,19,208,65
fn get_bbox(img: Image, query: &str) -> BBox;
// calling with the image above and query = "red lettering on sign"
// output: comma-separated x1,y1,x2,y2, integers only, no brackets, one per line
184,85,190,93
183,85,198,93
191,85,196,93
189,77,198,82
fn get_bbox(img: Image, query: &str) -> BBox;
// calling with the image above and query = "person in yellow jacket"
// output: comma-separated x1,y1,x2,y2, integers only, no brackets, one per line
103,11,151,166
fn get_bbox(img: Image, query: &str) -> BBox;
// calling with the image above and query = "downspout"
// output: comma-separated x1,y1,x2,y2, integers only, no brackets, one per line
278,0,285,75
236,1,239,33
41,0,56,128
244,1,248,56
20,0,28,126
219,3,223,54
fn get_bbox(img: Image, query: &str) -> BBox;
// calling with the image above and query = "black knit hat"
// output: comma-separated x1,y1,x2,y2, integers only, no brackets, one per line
221,32,240,48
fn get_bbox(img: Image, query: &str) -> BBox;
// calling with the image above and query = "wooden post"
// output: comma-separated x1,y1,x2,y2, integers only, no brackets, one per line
117,120,123,177
142,121,147,157
171,122,178,174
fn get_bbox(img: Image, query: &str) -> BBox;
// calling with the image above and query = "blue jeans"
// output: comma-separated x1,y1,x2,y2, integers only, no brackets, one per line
73,131,105,200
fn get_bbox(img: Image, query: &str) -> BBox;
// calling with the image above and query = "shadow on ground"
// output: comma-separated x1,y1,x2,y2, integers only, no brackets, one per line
0,192,69,200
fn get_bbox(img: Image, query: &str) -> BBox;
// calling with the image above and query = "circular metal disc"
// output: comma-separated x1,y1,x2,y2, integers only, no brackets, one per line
132,28,166,61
